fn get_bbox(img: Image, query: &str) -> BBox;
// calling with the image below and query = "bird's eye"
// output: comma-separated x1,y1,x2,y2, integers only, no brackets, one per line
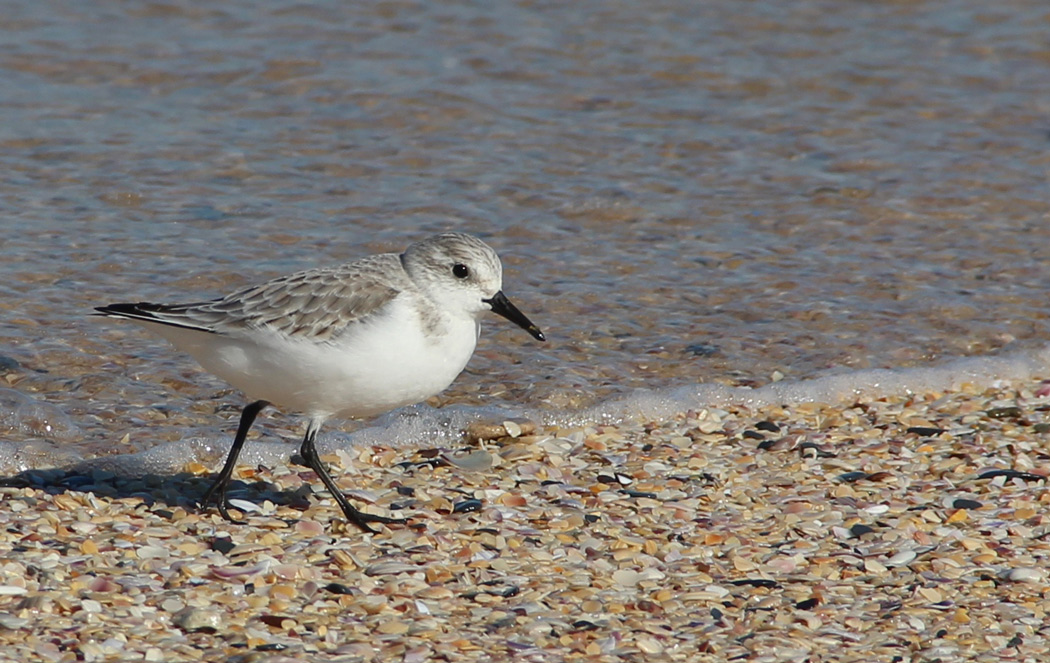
452,263,470,279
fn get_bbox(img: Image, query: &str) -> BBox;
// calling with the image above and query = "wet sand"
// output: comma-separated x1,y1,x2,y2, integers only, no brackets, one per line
2,377,1048,661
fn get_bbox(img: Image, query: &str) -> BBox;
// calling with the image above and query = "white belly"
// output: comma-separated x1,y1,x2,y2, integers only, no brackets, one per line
145,303,480,420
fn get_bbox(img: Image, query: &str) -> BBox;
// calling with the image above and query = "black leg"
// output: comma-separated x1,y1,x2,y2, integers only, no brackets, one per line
200,400,269,523
299,421,406,533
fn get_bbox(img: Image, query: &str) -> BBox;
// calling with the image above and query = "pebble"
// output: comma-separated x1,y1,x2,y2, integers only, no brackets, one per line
171,607,222,632
635,636,664,654
452,498,483,513
0,615,28,629
884,550,917,567
502,421,523,438
135,545,169,560
864,559,888,574
226,498,262,513
1005,567,1046,584
849,524,876,538
612,569,640,587
443,450,494,471
377,620,411,635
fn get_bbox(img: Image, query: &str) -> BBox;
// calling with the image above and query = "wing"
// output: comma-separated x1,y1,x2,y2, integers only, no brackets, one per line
96,253,407,342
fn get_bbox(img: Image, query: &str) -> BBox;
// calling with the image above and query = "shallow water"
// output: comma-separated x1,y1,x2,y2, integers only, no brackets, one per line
2,0,1050,463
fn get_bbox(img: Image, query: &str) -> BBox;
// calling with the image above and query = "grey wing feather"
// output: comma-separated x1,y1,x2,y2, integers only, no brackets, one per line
139,254,406,341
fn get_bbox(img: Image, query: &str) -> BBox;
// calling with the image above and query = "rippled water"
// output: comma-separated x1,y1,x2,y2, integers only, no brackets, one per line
2,0,1050,460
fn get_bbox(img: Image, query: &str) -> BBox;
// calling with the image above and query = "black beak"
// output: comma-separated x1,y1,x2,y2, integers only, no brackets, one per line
484,291,545,341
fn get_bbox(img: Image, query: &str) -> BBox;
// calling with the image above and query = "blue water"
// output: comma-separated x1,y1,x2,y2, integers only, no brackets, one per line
2,0,1050,460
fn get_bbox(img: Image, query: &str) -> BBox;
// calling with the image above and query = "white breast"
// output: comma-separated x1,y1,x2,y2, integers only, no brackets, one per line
142,296,481,420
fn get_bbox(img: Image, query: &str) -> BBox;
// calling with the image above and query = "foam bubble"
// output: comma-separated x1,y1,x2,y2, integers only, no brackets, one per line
0,440,83,474
333,402,531,449
560,346,1050,425
0,387,81,442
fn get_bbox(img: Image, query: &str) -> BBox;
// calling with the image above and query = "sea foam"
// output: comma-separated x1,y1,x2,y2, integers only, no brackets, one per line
3,346,1050,477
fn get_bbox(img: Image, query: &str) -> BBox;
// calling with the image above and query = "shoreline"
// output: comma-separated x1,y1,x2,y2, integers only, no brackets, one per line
9,343,1050,479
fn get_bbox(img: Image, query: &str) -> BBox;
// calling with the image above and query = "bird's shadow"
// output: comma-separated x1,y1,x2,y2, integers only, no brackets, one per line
0,454,452,527
0,469,305,518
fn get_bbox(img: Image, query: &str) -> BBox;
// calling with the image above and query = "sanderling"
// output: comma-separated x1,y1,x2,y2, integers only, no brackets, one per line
95,232,545,532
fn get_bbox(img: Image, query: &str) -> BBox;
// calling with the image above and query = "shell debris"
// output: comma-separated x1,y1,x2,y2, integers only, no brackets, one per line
3,381,1050,660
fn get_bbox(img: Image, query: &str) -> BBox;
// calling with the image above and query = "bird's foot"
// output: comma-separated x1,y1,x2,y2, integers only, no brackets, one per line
342,505,409,534
199,479,248,525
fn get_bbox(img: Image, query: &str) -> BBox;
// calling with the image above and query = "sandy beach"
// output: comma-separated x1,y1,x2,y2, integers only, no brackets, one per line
2,376,1049,662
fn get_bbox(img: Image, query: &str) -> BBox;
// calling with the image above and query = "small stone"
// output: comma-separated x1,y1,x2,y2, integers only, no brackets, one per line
465,422,508,443
136,545,169,559
295,520,325,536
210,537,236,555
172,607,222,633
864,559,888,574
636,636,664,654
977,469,1044,482
838,471,870,483
323,583,354,595
452,498,483,513
0,614,28,629
444,451,494,471
795,597,820,610
849,524,876,538
1005,567,1046,583
377,620,410,635
885,550,916,567
227,498,261,513
986,407,1023,420
502,421,522,437
259,614,296,629
918,587,943,603
365,561,420,576
498,493,527,507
